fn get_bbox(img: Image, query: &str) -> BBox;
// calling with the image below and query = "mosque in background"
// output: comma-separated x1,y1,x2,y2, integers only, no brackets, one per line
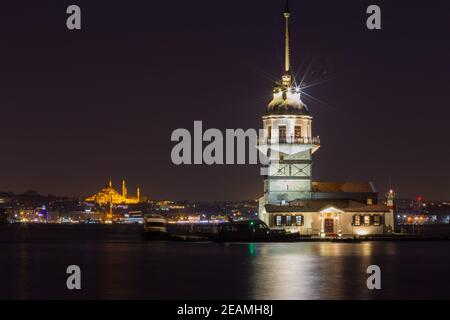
257,1,394,237
85,179,143,205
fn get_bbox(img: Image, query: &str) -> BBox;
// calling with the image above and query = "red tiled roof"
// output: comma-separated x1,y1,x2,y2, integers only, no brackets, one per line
343,204,390,212
312,181,376,193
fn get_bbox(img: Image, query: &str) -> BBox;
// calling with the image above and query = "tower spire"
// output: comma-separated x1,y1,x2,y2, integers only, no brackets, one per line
282,0,292,87
284,0,290,73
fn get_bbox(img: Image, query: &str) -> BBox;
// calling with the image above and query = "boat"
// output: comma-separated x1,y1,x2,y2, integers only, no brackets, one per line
212,219,305,242
143,214,168,239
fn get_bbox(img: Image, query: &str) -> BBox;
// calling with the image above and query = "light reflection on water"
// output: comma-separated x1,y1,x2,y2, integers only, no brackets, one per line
249,246,319,299
245,241,444,300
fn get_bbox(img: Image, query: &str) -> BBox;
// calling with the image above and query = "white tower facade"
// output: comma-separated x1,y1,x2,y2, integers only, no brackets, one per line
258,1,320,225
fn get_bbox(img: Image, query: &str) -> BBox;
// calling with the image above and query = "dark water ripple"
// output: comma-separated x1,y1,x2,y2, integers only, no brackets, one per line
0,224,449,299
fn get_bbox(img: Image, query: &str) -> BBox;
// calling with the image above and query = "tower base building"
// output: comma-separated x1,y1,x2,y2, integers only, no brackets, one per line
259,182,394,237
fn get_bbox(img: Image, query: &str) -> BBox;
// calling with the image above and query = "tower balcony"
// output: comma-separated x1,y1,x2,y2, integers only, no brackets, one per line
260,136,320,146
257,136,320,155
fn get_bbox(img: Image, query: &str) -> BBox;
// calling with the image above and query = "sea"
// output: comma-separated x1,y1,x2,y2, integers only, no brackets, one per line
0,224,449,299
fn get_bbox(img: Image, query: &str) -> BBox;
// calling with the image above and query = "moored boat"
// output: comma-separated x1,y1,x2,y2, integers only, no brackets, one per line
212,219,305,242
143,214,168,239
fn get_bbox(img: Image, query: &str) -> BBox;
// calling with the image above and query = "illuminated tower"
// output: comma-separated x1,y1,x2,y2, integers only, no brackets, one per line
137,187,140,202
385,189,396,233
387,189,395,209
258,1,320,224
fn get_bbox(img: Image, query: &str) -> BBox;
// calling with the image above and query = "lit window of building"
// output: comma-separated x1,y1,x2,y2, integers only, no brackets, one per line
275,215,282,226
286,215,292,226
373,215,381,226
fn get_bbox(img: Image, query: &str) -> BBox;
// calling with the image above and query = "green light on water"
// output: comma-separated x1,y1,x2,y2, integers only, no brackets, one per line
248,243,256,256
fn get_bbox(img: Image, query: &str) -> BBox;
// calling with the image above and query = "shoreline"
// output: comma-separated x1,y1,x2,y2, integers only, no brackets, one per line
1,223,450,243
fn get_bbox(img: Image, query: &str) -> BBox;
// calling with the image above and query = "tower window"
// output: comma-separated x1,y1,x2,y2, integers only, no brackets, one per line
294,126,302,141
267,126,272,141
279,126,286,143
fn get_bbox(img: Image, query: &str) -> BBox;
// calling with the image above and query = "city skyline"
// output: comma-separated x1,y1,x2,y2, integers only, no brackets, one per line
1,0,449,201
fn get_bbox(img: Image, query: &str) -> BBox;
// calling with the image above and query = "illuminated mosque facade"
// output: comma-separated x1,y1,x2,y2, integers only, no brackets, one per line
257,1,395,237
86,179,142,205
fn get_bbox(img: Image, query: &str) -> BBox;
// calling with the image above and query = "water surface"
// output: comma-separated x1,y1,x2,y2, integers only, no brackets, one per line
1,224,448,299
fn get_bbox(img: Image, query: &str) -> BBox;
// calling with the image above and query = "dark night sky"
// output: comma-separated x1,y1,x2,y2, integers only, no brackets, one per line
0,0,449,201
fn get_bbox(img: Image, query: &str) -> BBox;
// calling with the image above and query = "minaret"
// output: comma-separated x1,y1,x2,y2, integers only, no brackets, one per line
122,179,128,199
136,187,140,202
109,179,112,187
258,1,320,227
108,195,113,220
